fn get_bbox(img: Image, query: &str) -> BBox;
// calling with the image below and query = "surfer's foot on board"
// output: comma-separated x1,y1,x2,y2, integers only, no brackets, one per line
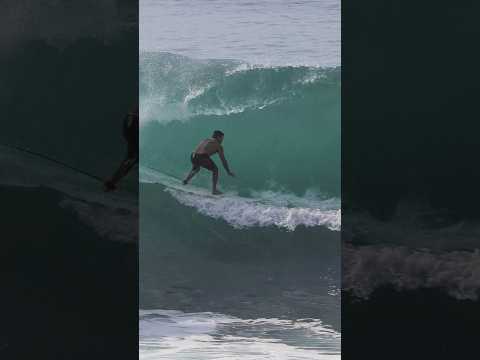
182,179,188,185
212,189,223,195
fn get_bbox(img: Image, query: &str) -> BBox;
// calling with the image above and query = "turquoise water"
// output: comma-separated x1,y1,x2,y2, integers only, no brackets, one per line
140,1,340,358
140,53,340,198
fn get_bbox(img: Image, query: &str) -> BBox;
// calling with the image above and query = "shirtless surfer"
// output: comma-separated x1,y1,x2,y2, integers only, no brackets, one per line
183,130,235,195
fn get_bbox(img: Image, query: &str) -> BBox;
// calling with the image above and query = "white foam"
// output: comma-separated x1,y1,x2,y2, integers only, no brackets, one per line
1,144,137,242
140,167,340,231
298,71,332,85
140,88,285,124
225,62,325,76
139,309,340,360
168,188,340,231
343,243,480,300
59,198,137,243
251,189,340,210
190,97,284,117
183,85,211,104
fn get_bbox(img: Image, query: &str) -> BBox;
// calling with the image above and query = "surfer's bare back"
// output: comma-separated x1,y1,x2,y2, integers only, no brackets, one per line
183,130,235,195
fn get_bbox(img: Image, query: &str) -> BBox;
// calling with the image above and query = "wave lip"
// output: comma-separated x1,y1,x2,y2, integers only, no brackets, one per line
141,167,340,231
140,53,340,197
167,188,340,231
140,52,340,124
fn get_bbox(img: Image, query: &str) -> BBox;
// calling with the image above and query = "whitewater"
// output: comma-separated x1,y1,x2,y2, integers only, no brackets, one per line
139,52,341,358
140,310,340,360
1,144,137,243
139,1,341,358
140,166,340,231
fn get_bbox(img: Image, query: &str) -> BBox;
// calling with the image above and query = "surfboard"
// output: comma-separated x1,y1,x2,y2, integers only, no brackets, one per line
168,180,224,198
140,166,225,198
175,188,224,199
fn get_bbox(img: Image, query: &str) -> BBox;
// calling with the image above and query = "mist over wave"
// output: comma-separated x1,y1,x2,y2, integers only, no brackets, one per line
140,52,339,124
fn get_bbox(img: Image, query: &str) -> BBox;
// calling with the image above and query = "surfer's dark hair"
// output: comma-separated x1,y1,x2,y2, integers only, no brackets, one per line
212,130,224,138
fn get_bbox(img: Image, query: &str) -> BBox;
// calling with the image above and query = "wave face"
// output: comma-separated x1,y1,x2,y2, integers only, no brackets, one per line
139,53,341,352
140,52,340,199
140,181,340,325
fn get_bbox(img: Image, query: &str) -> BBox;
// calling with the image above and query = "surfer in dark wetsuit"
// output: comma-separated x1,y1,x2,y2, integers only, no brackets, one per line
183,130,235,195
104,105,139,191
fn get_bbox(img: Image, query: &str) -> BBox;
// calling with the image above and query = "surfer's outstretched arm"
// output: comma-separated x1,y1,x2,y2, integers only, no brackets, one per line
218,147,235,177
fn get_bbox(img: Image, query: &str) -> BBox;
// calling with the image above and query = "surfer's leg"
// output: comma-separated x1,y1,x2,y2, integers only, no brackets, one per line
200,158,221,194
104,139,138,191
104,156,137,191
183,153,200,185
211,166,223,195
183,168,199,185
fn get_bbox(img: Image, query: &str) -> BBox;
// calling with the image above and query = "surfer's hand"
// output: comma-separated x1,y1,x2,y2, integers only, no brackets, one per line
228,171,235,177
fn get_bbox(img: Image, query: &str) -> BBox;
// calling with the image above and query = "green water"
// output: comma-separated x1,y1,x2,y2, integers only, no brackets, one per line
140,53,340,197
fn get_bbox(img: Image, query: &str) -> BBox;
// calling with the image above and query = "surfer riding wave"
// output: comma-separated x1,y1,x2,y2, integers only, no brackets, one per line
183,130,235,195
104,105,139,192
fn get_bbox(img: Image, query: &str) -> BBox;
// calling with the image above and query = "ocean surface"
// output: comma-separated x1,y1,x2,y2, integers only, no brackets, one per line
0,144,138,242
140,0,340,67
139,0,341,358
1,3,138,356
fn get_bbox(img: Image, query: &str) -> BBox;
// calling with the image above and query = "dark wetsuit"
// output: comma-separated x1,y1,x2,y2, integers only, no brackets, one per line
103,108,139,191
123,112,139,161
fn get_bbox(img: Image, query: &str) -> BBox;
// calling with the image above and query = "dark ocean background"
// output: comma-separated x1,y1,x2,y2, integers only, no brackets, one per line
1,1,138,359
342,0,480,358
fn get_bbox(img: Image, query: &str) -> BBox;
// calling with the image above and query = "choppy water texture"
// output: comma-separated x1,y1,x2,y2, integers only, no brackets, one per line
140,0,340,67
140,0,340,358
140,310,340,360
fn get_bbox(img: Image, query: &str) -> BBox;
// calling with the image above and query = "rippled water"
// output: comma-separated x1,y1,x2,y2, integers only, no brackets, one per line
140,1,341,358
140,310,341,360
140,0,340,66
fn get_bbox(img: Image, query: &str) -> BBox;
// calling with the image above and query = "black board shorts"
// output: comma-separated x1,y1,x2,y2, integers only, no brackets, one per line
191,153,217,171
124,114,139,161
126,139,138,161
